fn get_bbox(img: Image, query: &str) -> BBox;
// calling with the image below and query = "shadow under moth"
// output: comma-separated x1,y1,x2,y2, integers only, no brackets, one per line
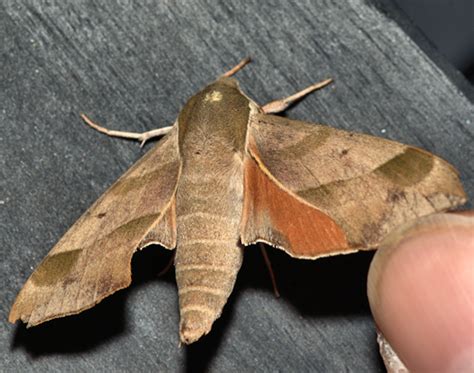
9,59,466,344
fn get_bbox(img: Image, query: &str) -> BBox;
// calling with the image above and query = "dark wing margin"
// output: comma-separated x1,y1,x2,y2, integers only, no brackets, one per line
241,113,466,257
10,126,181,326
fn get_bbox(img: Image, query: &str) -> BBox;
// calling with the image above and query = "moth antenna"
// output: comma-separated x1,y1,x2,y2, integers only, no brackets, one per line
262,78,333,114
259,243,280,298
221,57,251,78
80,113,173,145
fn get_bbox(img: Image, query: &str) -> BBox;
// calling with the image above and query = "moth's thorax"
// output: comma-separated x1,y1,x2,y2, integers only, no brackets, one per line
177,78,252,158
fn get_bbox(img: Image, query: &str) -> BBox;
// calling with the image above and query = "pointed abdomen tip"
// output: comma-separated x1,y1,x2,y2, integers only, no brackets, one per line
179,309,215,344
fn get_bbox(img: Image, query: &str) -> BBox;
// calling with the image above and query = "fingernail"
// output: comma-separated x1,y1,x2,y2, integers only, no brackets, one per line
376,330,409,373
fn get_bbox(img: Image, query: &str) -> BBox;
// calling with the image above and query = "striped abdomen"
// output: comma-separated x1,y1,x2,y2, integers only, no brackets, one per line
175,158,244,344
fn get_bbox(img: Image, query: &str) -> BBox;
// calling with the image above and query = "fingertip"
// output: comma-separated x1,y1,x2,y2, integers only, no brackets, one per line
368,213,474,372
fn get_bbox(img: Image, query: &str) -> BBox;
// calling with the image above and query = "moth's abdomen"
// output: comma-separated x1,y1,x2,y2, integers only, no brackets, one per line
175,235,242,344
175,164,244,344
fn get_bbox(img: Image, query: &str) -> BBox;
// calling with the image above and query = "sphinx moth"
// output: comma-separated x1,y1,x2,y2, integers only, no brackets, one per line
9,59,466,344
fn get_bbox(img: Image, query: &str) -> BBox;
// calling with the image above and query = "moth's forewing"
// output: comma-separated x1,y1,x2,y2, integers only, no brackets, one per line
9,128,181,326
242,113,466,255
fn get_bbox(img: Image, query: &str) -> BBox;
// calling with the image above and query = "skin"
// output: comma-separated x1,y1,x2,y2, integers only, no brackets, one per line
367,212,474,372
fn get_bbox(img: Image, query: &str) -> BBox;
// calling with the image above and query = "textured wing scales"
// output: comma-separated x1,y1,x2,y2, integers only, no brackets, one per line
10,127,181,326
241,114,466,256
241,156,353,258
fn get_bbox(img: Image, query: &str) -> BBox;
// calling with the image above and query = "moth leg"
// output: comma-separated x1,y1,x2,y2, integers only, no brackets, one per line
259,243,280,298
221,57,251,78
262,78,333,114
81,114,173,147
157,251,176,277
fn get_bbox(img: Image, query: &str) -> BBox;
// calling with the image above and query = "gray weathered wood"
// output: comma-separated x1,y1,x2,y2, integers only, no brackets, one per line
1,1,472,372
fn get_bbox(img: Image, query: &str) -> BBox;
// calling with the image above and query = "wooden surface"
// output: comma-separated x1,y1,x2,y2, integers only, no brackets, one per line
1,1,472,372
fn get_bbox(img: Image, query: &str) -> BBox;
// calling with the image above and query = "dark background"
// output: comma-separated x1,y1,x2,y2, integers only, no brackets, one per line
1,1,473,372
394,0,474,83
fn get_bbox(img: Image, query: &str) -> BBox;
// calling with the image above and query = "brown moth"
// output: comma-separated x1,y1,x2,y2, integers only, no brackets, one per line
9,59,466,344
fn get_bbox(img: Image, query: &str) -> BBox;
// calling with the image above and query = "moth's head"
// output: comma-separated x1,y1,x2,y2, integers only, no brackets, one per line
192,77,250,108
204,77,260,111
211,76,240,90
178,76,253,149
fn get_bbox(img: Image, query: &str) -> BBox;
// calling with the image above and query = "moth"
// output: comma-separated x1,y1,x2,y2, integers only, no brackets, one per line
9,59,466,344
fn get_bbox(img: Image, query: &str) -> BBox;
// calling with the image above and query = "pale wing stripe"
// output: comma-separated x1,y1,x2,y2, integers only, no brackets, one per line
178,285,228,297
92,245,107,304
73,246,91,314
